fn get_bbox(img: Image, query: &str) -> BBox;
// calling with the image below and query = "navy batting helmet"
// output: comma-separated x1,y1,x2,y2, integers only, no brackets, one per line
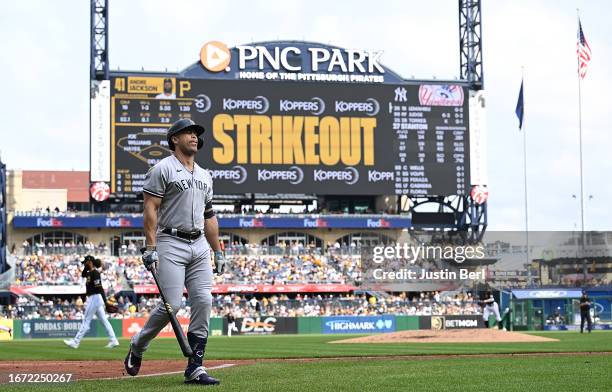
167,119,205,151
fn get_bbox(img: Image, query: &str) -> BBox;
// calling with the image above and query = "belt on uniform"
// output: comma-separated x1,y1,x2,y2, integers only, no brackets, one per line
161,228,202,240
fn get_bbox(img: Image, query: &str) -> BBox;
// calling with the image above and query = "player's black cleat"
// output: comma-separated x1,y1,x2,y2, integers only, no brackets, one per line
184,365,220,385
124,345,142,376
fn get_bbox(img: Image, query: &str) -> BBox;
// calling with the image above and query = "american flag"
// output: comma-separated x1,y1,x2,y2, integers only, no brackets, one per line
577,19,592,79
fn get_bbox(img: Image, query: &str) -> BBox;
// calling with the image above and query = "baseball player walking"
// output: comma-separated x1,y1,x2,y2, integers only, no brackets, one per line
124,119,227,385
579,290,593,333
226,312,238,337
64,255,119,348
481,291,504,330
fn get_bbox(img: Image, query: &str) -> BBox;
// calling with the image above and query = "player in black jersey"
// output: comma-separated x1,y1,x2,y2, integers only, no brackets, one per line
64,255,119,348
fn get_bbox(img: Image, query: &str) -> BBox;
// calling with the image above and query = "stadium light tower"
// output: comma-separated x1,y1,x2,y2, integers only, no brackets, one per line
90,0,109,81
459,0,484,90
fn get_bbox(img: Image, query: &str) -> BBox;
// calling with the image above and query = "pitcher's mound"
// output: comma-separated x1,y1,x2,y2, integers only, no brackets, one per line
331,329,558,344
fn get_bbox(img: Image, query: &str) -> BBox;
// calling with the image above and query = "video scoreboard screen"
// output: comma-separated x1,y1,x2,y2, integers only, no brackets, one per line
109,75,469,196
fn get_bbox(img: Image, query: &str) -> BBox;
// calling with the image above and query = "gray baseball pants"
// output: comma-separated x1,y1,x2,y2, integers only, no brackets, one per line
131,234,212,356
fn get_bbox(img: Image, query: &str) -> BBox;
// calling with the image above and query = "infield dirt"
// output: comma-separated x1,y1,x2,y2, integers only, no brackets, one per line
330,329,559,344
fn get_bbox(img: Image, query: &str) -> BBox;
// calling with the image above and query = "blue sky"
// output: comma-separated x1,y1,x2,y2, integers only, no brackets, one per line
0,0,610,230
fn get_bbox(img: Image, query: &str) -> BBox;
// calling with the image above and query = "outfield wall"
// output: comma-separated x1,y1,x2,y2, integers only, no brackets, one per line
6,315,611,340
8,319,122,340
4,315,486,340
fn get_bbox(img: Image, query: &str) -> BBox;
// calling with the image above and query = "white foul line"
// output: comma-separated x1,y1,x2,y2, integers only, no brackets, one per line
91,363,236,381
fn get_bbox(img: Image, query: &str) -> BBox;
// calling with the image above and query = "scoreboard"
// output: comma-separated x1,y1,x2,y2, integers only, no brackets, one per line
109,75,470,196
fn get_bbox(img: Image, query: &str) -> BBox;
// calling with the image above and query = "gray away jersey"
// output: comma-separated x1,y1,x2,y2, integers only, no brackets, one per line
143,154,213,232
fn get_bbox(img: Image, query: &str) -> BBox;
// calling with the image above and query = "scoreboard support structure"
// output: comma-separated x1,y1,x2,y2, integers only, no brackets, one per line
404,194,487,243
459,0,484,91
466,196,487,242
90,0,109,81
459,0,487,240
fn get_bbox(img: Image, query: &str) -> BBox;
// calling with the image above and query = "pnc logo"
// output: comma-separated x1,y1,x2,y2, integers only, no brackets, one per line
200,41,231,72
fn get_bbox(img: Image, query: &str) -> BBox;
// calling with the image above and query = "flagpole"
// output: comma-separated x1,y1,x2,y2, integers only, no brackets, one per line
576,9,587,279
521,68,531,286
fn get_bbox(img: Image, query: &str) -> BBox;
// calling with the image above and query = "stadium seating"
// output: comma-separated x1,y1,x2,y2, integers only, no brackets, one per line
14,244,360,286
2,244,488,320
0,292,481,320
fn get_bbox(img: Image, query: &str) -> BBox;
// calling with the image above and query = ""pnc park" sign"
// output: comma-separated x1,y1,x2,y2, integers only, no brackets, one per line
200,41,386,83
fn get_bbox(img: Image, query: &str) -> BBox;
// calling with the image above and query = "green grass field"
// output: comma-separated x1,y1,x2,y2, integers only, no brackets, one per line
1,332,611,391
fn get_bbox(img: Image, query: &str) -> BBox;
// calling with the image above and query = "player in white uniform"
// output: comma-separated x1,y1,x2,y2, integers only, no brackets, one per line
124,119,227,385
482,291,504,330
64,256,119,348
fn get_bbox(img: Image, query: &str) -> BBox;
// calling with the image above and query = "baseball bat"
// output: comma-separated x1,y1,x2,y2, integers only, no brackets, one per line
142,248,193,357
150,267,193,357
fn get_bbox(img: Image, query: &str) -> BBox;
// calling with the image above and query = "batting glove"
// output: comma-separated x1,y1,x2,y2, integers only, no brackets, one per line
142,249,159,272
213,250,228,275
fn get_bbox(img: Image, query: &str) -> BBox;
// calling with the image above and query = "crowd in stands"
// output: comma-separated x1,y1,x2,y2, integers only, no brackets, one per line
13,206,84,217
14,254,121,287
492,276,610,289
14,242,608,289
556,276,609,288
13,243,360,286
14,204,398,216
210,291,481,318
8,243,609,322
0,291,482,320
20,240,110,256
